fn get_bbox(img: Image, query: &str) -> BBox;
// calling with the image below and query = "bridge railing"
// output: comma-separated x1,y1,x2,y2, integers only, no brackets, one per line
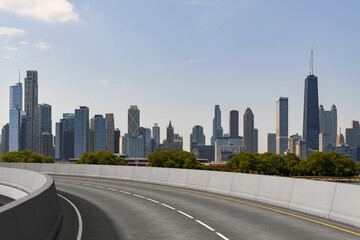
1,162,359,230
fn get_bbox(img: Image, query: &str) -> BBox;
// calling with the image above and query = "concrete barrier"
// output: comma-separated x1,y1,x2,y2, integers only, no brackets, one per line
230,173,262,201
69,164,86,176
329,183,360,228
116,166,135,180
289,179,337,219
0,167,61,240
85,164,102,178
132,167,152,182
186,169,211,191
100,165,120,179
167,168,189,188
257,176,295,208
148,167,170,185
207,171,235,196
54,163,72,175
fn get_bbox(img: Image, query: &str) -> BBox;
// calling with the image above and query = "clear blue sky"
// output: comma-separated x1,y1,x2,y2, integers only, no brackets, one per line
0,0,359,152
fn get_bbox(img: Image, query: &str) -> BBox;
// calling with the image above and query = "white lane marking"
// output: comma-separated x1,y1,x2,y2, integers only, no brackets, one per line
70,182,80,185
216,232,229,240
196,220,215,232
146,198,160,204
93,185,105,189
106,188,118,191
133,194,145,199
58,194,83,240
82,183,93,187
161,203,175,210
177,210,194,219
120,190,131,195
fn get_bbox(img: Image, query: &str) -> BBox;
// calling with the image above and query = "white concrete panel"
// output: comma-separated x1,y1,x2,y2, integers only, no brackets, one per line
207,171,235,196
0,162,12,168
186,169,211,191
40,163,56,174
166,168,190,188
257,176,295,208
132,167,152,182
69,164,86,176
230,173,263,201
148,167,170,185
289,179,336,219
54,164,72,175
116,166,135,180
329,183,360,228
85,165,102,177
23,163,42,172
100,165,119,179
0,184,27,199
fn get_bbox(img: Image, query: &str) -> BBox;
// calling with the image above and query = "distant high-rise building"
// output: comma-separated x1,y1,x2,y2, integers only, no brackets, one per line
24,70,38,152
192,145,215,163
91,115,107,153
55,121,64,159
190,125,205,151
120,134,144,158
9,81,23,152
62,130,74,161
289,134,301,153
155,121,183,152
215,136,245,163
152,123,160,147
296,139,307,160
128,105,140,137
167,121,174,143
243,108,255,153
303,51,320,151
143,128,153,157
276,97,288,155
75,106,89,158
105,113,114,153
114,128,120,154
36,104,52,156
267,133,276,153
37,104,52,134
229,110,239,137
336,129,345,146
39,132,53,157
319,133,331,152
63,113,75,131
345,121,360,147
10,82,22,110
1,124,9,155
211,105,223,146
319,105,337,146
254,128,258,153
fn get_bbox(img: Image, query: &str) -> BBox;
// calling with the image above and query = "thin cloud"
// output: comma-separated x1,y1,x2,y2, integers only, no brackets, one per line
154,64,164,68
187,58,209,64
0,27,26,37
36,41,52,50
99,79,109,85
19,41,29,45
4,46,18,51
184,0,218,6
0,54,14,60
0,0,79,23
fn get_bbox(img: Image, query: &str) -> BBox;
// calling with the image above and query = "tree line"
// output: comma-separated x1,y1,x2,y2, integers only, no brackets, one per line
1,150,54,163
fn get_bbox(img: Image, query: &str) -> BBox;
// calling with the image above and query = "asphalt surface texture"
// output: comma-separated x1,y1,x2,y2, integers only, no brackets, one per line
53,175,360,240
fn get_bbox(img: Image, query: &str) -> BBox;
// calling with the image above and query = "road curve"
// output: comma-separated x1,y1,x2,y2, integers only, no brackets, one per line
53,175,360,240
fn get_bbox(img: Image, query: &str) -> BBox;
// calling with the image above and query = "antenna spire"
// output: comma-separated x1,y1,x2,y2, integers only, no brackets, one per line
18,69,20,83
309,49,313,75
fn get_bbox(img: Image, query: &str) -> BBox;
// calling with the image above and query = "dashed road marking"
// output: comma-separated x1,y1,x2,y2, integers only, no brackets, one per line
120,190,131,195
216,232,230,240
146,198,160,204
177,210,194,219
106,188,118,191
133,194,145,199
196,220,215,231
161,203,175,210
93,185,105,189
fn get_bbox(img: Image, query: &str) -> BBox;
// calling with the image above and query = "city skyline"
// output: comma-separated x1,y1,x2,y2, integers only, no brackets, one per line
0,1,360,153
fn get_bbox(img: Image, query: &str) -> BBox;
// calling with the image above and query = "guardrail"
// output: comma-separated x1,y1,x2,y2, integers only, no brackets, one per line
0,166,62,240
1,162,360,230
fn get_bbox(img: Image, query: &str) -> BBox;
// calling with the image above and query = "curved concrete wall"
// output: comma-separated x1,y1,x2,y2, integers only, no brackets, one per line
1,162,360,229
0,166,61,240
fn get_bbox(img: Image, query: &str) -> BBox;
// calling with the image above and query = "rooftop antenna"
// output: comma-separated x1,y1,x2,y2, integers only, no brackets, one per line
18,69,20,83
309,49,313,75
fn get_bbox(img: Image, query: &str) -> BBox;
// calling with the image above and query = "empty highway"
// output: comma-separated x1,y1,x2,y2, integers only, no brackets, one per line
54,175,360,240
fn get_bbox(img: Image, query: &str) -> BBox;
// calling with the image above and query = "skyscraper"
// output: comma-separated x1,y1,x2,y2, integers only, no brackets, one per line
267,133,276,153
303,51,320,151
289,134,301,154
24,70,38,151
254,128,258,153
167,121,174,143
36,104,52,156
276,97,288,155
9,82,23,152
114,128,120,154
92,115,107,153
128,105,140,137
211,105,223,146
190,125,205,151
152,123,160,147
345,121,360,147
75,106,89,158
243,108,255,153
105,113,114,153
1,124,9,155
319,104,337,146
229,110,239,137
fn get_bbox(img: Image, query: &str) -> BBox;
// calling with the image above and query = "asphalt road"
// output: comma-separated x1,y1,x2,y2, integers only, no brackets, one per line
53,175,360,240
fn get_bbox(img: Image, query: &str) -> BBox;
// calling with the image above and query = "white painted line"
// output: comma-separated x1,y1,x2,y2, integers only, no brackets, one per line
58,194,82,240
93,185,105,189
106,188,118,191
120,190,132,195
133,194,145,199
196,220,215,231
177,210,194,219
146,198,160,204
70,182,80,184
161,203,175,210
82,183,93,187
216,232,229,240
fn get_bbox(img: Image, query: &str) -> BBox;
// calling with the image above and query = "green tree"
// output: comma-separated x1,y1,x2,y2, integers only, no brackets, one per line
76,151,127,165
1,150,54,163
147,150,202,169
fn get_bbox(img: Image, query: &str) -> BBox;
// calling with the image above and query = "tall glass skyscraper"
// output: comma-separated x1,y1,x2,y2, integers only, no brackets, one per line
243,108,255,153
93,115,107,153
190,125,205,151
276,97,288,155
24,70,38,151
75,106,89,158
303,51,320,151
152,123,160,146
229,110,239,137
128,105,140,137
9,82,22,151
211,105,223,146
